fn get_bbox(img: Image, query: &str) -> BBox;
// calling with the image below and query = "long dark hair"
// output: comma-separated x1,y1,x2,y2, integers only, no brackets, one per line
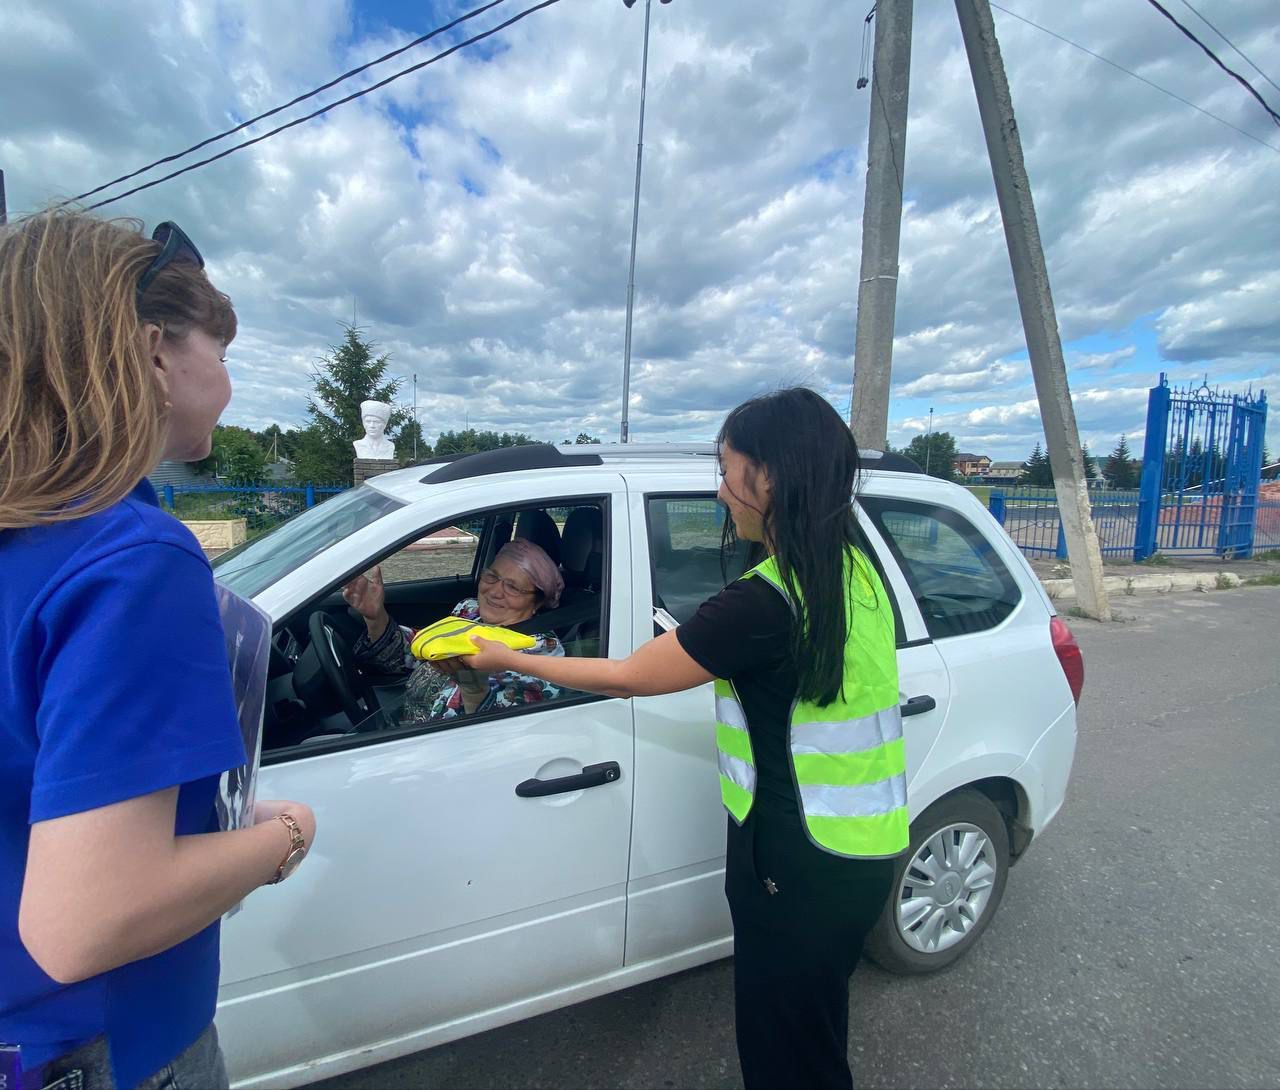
718,387,874,706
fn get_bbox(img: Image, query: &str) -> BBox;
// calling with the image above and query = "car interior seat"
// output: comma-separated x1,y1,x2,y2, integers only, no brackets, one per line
514,509,562,566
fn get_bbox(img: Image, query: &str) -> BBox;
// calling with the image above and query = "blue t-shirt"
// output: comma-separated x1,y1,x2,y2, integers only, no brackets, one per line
0,479,246,1088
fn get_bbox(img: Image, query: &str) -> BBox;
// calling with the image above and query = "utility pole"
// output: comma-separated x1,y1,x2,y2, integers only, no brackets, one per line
850,0,914,452
412,372,418,461
0,169,7,226
954,0,1110,620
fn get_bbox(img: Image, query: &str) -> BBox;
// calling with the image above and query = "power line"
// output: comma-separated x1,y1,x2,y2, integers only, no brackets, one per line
989,3,1280,156
69,0,512,206
1177,0,1280,97
1143,0,1280,128
87,0,564,211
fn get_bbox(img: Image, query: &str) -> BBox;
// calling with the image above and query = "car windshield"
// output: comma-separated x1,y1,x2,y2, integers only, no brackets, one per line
212,485,405,599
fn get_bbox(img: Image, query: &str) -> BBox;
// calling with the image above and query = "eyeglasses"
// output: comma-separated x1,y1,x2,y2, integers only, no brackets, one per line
137,221,204,300
479,569,536,598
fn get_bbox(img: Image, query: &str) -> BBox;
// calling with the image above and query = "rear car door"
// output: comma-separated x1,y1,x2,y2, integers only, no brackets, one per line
619,471,954,968
857,479,1067,810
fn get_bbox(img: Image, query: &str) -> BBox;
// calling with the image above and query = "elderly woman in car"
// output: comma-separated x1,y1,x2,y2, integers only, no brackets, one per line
343,538,565,722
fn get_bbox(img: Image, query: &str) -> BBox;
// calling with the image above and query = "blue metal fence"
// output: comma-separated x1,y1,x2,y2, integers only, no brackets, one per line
161,482,347,536
1254,498,1280,551
989,488,1141,557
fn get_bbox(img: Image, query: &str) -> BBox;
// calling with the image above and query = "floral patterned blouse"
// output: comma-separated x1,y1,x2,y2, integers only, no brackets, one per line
352,598,563,724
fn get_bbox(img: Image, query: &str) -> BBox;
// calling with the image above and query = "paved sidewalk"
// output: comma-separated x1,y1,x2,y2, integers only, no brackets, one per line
1025,551,1280,602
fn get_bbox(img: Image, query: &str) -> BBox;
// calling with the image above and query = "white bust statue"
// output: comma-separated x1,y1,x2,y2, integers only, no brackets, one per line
353,400,395,460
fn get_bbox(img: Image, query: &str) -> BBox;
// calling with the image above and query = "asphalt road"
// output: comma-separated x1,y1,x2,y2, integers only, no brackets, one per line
310,585,1280,1090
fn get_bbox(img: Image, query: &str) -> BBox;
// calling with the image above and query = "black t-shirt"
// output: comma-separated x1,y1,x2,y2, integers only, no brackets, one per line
676,575,801,814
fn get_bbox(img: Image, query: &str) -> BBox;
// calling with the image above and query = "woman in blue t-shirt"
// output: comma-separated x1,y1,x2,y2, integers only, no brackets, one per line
0,211,317,1089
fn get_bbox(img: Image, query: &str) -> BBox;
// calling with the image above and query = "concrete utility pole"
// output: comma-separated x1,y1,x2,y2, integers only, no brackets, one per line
850,0,914,452
954,0,1110,620
0,169,8,226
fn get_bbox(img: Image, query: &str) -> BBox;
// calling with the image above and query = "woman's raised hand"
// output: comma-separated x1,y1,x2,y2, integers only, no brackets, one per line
342,565,387,629
341,565,385,618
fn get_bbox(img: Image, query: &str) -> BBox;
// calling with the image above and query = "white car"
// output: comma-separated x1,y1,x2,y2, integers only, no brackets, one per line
211,443,1082,1088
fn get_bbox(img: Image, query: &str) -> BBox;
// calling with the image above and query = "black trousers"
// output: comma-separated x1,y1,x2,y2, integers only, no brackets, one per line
726,806,897,1090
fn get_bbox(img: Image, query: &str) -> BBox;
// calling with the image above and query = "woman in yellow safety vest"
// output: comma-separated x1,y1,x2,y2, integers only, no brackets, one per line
462,387,906,1090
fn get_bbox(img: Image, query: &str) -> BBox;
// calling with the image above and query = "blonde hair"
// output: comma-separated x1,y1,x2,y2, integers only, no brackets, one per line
0,208,236,529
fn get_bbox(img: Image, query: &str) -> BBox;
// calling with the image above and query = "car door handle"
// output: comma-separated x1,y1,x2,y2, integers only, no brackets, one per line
515,761,622,798
900,694,937,717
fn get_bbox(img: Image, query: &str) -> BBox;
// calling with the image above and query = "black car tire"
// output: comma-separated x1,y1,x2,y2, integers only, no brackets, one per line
865,789,1010,974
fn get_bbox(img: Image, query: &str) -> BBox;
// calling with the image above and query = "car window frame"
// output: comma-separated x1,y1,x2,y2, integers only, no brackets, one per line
263,493,616,766
849,502,914,649
642,492,757,629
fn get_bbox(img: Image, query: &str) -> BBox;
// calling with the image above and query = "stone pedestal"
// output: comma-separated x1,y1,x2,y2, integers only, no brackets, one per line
353,457,399,486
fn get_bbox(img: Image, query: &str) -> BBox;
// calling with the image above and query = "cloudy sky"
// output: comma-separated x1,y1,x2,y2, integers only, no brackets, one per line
4,0,1278,460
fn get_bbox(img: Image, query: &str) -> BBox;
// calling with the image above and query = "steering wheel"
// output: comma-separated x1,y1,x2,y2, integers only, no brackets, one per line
307,610,375,727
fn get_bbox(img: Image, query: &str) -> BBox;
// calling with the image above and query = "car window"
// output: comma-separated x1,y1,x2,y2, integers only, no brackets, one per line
264,499,610,759
213,485,404,599
859,497,1021,639
646,496,753,625
377,516,485,584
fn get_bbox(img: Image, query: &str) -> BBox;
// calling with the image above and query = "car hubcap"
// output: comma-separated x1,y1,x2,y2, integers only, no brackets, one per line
896,821,997,954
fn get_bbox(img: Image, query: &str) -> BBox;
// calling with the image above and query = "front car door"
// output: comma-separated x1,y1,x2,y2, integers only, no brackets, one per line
216,473,635,1088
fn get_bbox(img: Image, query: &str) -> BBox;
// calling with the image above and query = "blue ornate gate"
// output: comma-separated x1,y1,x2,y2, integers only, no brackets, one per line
1135,375,1269,560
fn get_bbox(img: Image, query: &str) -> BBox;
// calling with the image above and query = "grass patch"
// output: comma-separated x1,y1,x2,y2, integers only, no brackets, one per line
964,485,993,505
1252,549,1280,562
1139,552,1173,567
1246,572,1280,587
1062,605,1090,619
1214,573,1235,590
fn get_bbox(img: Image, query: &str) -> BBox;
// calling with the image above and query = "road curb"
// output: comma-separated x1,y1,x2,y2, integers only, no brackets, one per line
1041,571,1242,600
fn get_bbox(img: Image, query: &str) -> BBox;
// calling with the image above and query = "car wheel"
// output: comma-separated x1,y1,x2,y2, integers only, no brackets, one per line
865,789,1010,974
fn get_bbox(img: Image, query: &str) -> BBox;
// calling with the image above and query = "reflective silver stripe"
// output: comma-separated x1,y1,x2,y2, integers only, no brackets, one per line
715,694,750,734
790,705,903,756
798,776,907,818
718,752,757,794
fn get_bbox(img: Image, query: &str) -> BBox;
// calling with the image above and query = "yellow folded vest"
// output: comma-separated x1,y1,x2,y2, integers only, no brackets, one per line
409,616,536,662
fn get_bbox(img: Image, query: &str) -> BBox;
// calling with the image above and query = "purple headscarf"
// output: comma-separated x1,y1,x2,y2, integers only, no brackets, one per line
495,539,564,609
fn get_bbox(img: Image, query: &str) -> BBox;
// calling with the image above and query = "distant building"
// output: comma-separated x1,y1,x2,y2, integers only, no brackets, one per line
954,452,992,477
148,460,212,488
985,460,1022,485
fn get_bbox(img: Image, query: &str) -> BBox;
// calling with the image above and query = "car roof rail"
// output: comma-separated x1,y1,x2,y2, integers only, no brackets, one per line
592,442,717,457
421,443,604,484
418,441,921,483
861,449,924,474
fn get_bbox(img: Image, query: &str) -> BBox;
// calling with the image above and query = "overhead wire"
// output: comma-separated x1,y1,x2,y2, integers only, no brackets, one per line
1176,0,1280,97
86,0,564,210
1142,0,1280,128
989,3,1280,156
68,0,513,206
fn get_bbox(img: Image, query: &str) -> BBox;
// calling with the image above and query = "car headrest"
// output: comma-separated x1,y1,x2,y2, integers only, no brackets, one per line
561,507,603,589
514,509,562,566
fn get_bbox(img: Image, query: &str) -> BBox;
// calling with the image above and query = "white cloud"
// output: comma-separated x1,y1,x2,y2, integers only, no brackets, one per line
3,0,1276,458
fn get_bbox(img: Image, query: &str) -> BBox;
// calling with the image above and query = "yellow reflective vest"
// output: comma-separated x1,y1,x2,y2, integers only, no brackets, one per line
714,550,909,858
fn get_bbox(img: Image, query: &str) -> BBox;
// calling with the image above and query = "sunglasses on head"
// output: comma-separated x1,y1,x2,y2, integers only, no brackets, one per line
136,221,204,300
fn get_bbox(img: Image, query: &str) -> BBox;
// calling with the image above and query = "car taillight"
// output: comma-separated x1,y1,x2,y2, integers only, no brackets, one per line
1050,615,1084,704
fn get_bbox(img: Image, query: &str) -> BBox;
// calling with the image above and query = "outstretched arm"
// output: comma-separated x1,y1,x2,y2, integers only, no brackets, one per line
460,630,714,699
